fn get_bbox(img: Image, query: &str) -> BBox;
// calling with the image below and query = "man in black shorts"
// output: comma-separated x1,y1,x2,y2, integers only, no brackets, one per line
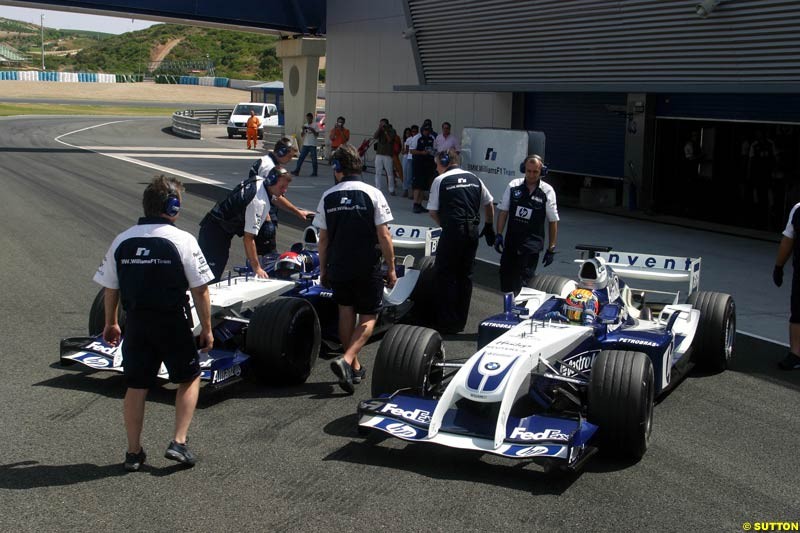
94,176,214,470
411,124,437,213
314,144,396,394
773,201,800,370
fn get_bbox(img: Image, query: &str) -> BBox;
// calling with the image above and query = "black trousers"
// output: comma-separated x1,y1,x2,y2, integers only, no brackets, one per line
499,248,540,295
198,220,234,283
433,230,479,333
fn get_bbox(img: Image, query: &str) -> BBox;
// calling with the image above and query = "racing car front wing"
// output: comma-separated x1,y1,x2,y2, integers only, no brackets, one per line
358,394,598,468
59,336,249,392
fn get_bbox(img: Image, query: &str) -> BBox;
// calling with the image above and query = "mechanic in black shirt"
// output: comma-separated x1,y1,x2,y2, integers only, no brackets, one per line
248,137,314,256
198,138,306,282
93,176,214,471
494,154,560,295
772,201,800,370
314,144,396,394
411,125,437,213
428,149,495,333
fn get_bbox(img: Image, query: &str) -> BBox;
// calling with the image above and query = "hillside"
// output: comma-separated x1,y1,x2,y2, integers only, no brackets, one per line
0,17,281,80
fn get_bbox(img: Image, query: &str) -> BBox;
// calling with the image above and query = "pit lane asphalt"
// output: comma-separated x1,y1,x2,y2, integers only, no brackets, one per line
0,116,798,532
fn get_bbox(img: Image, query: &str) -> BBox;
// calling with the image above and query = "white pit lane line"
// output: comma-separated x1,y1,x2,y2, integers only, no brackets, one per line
55,120,225,186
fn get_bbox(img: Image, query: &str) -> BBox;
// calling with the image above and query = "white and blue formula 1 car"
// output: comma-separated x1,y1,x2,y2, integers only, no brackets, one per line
357,245,735,472
59,225,441,392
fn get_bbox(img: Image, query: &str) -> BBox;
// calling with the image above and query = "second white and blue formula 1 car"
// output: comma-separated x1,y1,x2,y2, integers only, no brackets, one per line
357,245,735,472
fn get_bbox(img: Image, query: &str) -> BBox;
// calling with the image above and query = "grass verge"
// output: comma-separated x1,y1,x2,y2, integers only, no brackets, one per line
0,103,173,116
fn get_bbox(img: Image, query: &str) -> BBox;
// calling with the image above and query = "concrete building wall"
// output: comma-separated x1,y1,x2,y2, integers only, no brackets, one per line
325,0,512,153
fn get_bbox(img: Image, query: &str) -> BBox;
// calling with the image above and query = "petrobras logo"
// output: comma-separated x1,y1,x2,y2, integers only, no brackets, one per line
380,402,431,424
515,446,550,457
86,341,119,356
481,321,514,329
212,364,242,384
509,427,569,442
618,337,659,347
484,362,501,371
385,423,417,438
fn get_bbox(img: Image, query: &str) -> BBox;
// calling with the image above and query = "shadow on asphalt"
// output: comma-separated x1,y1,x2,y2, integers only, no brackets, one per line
0,460,191,489
0,147,88,154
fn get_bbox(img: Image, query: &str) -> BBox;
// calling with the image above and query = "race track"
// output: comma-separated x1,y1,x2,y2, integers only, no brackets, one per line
0,116,797,532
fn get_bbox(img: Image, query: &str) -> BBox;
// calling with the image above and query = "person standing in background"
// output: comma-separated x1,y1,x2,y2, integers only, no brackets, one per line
245,110,261,150
292,112,319,177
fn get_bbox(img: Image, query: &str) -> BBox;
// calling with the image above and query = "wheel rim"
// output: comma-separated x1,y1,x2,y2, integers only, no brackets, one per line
723,311,735,361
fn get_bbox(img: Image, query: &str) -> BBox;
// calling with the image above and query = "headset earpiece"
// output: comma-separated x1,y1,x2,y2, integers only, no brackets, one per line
274,138,294,158
331,156,342,173
163,187,180,217
437,151,450,167
266,167,288,187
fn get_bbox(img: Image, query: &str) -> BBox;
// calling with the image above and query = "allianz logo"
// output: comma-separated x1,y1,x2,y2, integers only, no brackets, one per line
381,402,431,424
212,365,242,384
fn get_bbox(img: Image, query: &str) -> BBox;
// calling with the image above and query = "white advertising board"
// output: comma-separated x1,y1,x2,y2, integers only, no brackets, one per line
461,128,546,203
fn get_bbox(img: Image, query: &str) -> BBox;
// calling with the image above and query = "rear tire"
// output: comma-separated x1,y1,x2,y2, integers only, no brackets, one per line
88,287,126,336
687,291,736,372
530,274,575,297
371,325,444,397
245,297,321,385
406,256,437,325
588,349,654,460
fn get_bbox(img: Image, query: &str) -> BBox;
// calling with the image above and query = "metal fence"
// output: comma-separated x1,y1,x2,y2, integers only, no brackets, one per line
171,108,233,139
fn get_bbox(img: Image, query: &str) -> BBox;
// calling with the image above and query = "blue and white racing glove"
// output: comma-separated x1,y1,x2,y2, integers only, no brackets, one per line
544,311,569,322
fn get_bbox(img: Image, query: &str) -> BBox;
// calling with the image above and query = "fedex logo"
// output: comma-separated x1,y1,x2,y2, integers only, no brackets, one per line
509,427,569,442
380,402,432,424
484,148,497,161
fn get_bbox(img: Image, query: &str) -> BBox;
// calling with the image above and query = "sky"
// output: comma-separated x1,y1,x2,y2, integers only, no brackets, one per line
0,5,159,34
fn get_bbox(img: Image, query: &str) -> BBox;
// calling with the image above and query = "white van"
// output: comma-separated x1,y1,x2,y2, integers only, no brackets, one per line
227,102,279,139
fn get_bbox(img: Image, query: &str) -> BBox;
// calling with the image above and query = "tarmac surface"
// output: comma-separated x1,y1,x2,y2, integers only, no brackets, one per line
0,115,798,532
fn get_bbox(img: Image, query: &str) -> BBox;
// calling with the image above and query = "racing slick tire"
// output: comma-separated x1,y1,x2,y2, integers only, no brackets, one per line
530,275,575,298
246,297,321,385
588,350,654,460
371,325,444,397
88,287,126,336
687,291,736,372
406,256,437,325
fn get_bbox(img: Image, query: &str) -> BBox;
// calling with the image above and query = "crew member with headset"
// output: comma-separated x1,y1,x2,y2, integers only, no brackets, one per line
198,138,308,282
94,175,214,471
427,148,495,333
248,137,315,256
493,154,559,295
314,144,396,394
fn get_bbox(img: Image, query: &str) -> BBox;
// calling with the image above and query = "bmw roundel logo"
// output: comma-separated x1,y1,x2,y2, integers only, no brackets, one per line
513,190,522,198
485,362,501,371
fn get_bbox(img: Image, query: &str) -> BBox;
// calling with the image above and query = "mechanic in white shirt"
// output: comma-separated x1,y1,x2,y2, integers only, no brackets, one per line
773,202,800,370
291,112,320,177
427,148,495,333
315,144,396,394
94,176,213,471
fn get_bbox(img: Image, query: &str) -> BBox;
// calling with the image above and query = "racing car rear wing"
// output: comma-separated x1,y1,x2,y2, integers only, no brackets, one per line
303,224,441,255
387,224,441,255
576,246,701,295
